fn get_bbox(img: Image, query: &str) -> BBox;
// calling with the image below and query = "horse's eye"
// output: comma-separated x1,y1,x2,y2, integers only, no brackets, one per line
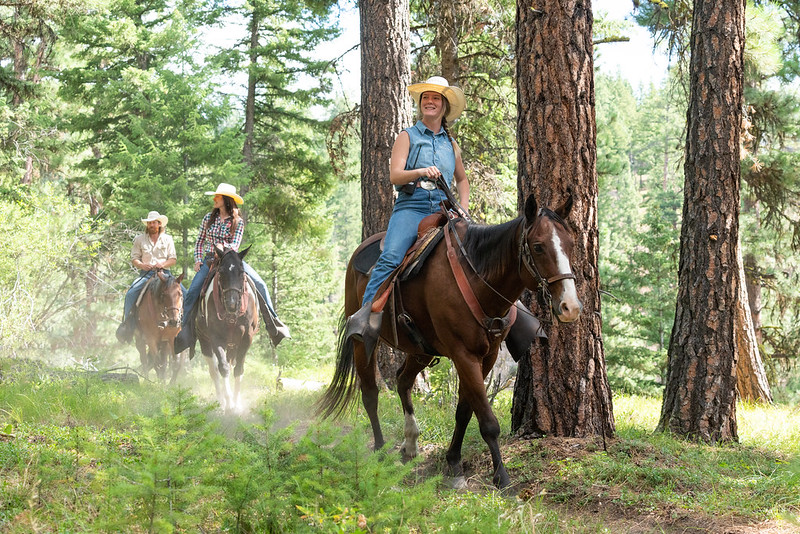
532,243,545,254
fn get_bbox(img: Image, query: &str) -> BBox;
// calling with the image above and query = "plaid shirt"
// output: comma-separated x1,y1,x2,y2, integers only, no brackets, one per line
193,212,244,264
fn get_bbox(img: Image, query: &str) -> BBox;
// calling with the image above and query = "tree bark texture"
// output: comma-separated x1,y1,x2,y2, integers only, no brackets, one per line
360,0,412,239
360,0,413,387
657,0,745,442
511,0,614,438
736,246,772,403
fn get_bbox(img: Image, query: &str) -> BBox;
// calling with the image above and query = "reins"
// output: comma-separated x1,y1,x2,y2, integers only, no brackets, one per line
445,209,575,325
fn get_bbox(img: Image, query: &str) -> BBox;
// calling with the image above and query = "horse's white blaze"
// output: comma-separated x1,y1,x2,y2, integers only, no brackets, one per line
400,412,420,459
550,227,581,322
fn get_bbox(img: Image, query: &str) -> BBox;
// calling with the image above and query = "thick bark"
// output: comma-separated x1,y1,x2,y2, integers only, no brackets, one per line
360,0,412,387
657,0,745,442
736,248,772,402
511,0,614,438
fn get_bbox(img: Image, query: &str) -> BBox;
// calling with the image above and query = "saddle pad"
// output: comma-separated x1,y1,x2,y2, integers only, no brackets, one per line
353,239,383,275
135,275,158,308
400,227,444,282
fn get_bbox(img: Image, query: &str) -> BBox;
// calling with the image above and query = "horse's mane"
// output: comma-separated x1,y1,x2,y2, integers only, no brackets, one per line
462,217,523,280
462,208,567,280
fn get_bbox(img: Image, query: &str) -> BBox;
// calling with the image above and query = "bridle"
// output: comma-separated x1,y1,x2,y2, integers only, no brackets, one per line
517,209,576,314
214,249,248,324
157,274,183,326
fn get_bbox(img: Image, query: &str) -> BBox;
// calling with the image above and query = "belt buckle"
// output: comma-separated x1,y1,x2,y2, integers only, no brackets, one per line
420,179,436,190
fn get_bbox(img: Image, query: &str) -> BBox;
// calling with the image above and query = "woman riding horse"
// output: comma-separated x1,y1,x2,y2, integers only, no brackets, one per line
175,183,290,353
345,75,469,354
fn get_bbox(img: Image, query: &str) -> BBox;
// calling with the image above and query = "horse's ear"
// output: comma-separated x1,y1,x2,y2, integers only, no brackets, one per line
214,243,225,258
177,273,185,284
556,191,574,220
238,245,251,260
157,270,167,282
524,194,538,222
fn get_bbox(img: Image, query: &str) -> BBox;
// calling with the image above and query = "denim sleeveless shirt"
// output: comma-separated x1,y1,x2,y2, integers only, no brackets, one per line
404,120,456,187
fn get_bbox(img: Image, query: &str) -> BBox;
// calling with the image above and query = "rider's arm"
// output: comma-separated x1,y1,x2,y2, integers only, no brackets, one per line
229,216,244,251
452,140,469,210
193,213,210,266
390,131,442,185
131,236,148,270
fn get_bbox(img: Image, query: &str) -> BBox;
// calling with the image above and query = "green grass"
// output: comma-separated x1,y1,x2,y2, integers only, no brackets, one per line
1,360,799,533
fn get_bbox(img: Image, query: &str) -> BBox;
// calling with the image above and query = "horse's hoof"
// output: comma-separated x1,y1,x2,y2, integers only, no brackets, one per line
493,467,511,489
451,476,468,490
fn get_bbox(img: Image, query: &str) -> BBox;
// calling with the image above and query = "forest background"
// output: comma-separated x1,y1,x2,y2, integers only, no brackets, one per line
2,0,799,402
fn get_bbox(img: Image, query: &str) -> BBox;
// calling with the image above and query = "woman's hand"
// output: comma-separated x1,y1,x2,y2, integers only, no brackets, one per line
418,166,443,180
194,261,202,272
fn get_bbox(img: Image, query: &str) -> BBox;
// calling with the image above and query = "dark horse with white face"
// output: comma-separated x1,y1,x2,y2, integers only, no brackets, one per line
319,193,581,488
135,270,185,384
195,244,258,413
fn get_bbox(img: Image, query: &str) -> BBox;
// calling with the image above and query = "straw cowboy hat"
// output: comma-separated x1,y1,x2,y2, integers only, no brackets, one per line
407,76,466,122
141,210,168,227
205,183,244,205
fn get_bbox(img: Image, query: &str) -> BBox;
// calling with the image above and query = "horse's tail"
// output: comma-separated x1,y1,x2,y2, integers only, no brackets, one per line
316,309,359,420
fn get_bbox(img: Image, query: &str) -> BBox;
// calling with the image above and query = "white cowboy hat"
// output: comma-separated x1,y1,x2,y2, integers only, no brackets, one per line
407,76,466,122
141,210,168,227
205,182,244,205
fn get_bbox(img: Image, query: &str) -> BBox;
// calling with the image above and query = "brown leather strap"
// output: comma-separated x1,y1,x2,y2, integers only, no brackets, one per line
444,222,514,336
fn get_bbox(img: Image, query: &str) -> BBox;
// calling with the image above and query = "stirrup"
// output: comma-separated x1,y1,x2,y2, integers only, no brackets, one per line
344,304,383,361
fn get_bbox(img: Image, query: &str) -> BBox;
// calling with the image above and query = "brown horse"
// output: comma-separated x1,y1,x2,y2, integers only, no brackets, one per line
195,244,258,414
135,270,185,384
318,193,581,489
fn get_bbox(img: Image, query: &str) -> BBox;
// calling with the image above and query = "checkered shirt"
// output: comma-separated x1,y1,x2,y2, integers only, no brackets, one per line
193,212,244,264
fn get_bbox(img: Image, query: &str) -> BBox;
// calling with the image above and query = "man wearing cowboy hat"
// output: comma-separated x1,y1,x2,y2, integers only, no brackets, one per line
116,210,179,343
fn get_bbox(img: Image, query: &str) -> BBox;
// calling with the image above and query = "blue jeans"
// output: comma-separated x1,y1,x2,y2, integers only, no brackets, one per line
123,270,183,320
182,258,276,325
362,187,447,306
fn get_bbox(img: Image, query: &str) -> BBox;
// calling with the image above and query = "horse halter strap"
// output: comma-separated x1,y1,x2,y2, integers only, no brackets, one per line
444,221,516,337
212,250,248,323
518,210,576,311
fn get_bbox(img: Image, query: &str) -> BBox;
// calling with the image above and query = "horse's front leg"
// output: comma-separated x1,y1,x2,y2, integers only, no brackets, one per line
396,354,431,461
451,355,510,489
446,389,474,490
206,345,232,411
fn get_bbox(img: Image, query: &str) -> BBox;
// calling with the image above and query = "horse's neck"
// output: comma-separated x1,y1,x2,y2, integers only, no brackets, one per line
459,220,527,312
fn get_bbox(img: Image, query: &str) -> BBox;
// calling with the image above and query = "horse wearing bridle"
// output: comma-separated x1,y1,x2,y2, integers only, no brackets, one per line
135,270,185,384
319,193,581,488
195,244,258,413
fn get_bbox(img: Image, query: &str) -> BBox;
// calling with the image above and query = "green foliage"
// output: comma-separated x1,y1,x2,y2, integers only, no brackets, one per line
0,180,109,356
1,366,799,533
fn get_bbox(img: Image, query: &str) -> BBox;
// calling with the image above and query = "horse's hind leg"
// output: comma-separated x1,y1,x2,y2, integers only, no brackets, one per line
449,356,510,489
355,342,384,450
397,354,432,461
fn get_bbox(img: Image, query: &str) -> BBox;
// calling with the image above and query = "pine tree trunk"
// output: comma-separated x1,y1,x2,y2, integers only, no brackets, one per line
657,0,745,442
736,246,772,402
511,0,614,438
360,0,412,388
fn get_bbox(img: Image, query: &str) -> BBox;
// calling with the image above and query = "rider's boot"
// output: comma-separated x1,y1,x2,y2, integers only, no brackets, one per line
504,300,547,362
174,305,198,355
257,294,291,347
344,302,383,361
115,310,136,344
